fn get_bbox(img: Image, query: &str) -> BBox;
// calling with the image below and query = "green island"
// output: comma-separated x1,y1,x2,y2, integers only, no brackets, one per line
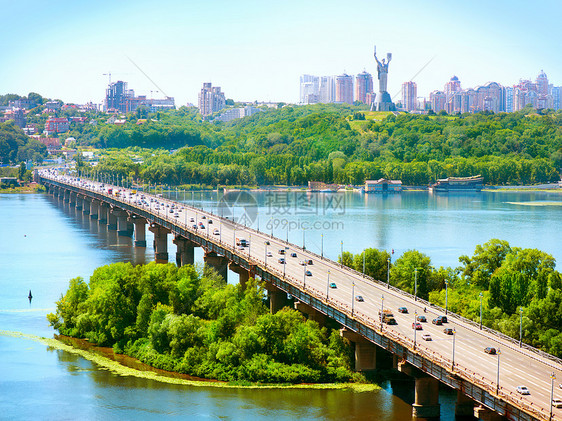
48,239,562,387
47,263,364,385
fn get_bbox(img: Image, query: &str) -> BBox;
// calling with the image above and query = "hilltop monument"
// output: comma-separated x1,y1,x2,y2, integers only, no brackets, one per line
372,46,396,111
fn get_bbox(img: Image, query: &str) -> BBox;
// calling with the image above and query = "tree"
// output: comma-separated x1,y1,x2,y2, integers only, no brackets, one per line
459,239,511,288
390,250,432,300
352,248,391,281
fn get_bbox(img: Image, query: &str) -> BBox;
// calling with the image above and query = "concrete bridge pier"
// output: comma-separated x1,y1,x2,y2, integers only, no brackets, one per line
75,195,83,210
69,192,76,206
149,225,171,263
229,262,251,288
455,390,475,419
398,362,440,419
63,189,70,203
82,198,90,215
98,203,108,224
295,301,327,325
204,252,228,281
340,328,377,371
107,207,117,230
90,200,99,220
133,218,147,247
114,210,132,236
264,282,289,313
173,236,196,266
474,405,506,421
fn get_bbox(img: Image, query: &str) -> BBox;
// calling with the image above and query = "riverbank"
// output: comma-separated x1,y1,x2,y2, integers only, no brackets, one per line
1,330,378,392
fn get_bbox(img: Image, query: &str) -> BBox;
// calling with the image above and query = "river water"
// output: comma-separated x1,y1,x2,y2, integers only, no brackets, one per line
1,189,561,420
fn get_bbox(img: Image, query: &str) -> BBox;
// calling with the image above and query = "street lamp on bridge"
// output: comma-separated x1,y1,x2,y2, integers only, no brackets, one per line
387,257,390,288
414,310,418,350
445,280,449,315
496,348,501,395
303,261,307,288
451,328,456,368
519,307,524,348
479,292,483,330
326,270,331,299
550,372,556,421
264,241,269,268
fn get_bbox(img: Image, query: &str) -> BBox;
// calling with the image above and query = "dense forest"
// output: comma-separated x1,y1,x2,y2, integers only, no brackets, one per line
3,97,562,185
340,240,562,356
47,263,360,384
81,105,562,186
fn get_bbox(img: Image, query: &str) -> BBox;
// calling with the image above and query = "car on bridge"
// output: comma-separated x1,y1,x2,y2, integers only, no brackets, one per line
278,249,285,255
516,386,530,395
412,322,422,330
421,333,432,341
436,315,448,323
290,252,297,258
213,229,220,235
266,251,273,257
278,258,286,264
432,318,443,325
484,347,496,355
553,398,562,408
443,328,454,335
305,270,312,276
398,306,408,313
417,315,427,322
355,295,364,302
329,282,337,289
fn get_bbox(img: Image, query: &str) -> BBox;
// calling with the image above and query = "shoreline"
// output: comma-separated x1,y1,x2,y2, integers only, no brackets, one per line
1,330,378,392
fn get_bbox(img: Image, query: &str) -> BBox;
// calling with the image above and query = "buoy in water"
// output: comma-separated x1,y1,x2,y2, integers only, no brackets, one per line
28,290,33,303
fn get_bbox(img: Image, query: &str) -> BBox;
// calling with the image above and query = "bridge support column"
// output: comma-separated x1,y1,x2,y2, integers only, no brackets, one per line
69,192,76,206
114,210,132,236
264,282,288,313
204,252,228,281
107,207,117,230
294,301,326,326
398,362,440,419
474,406,506,421
98,203,108,224
173,236,196,266
75,195,83,210
412,376,440,418
89,200,99,220
455,390,475,418
133,218,147,247
229,262,251,289
82,198,90,215
149,225,170,263
340,328,377,371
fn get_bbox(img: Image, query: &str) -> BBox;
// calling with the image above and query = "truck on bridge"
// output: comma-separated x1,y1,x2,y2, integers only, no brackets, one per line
379,309,397,325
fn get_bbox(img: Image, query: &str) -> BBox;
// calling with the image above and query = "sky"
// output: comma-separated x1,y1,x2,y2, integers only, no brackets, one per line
2,0,561,106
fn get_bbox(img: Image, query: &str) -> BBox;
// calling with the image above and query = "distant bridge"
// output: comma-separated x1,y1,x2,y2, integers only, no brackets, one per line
37,169,562,421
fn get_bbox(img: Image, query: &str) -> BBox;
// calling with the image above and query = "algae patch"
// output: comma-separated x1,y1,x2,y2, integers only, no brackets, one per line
0,330,379,392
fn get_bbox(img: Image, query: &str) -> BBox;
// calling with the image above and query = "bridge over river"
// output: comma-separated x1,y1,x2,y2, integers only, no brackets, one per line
37,169,562,421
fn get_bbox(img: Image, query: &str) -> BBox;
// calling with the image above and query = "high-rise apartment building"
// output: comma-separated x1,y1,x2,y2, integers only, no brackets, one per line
335,74,354,105
444,76,462,113
429,91,446,113
319,76,336,103
300,75,320,104
355,71,373,104
402,81,417,111
106,81,129,113
198,83,226,117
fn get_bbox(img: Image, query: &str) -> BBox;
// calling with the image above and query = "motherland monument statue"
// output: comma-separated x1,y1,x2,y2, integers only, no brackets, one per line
372,45,396,112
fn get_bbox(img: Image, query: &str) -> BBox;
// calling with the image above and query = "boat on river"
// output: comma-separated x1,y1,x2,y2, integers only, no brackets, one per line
429,175,484,192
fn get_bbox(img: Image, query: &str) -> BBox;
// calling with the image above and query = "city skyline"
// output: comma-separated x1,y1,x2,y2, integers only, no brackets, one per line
2,0,561,106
